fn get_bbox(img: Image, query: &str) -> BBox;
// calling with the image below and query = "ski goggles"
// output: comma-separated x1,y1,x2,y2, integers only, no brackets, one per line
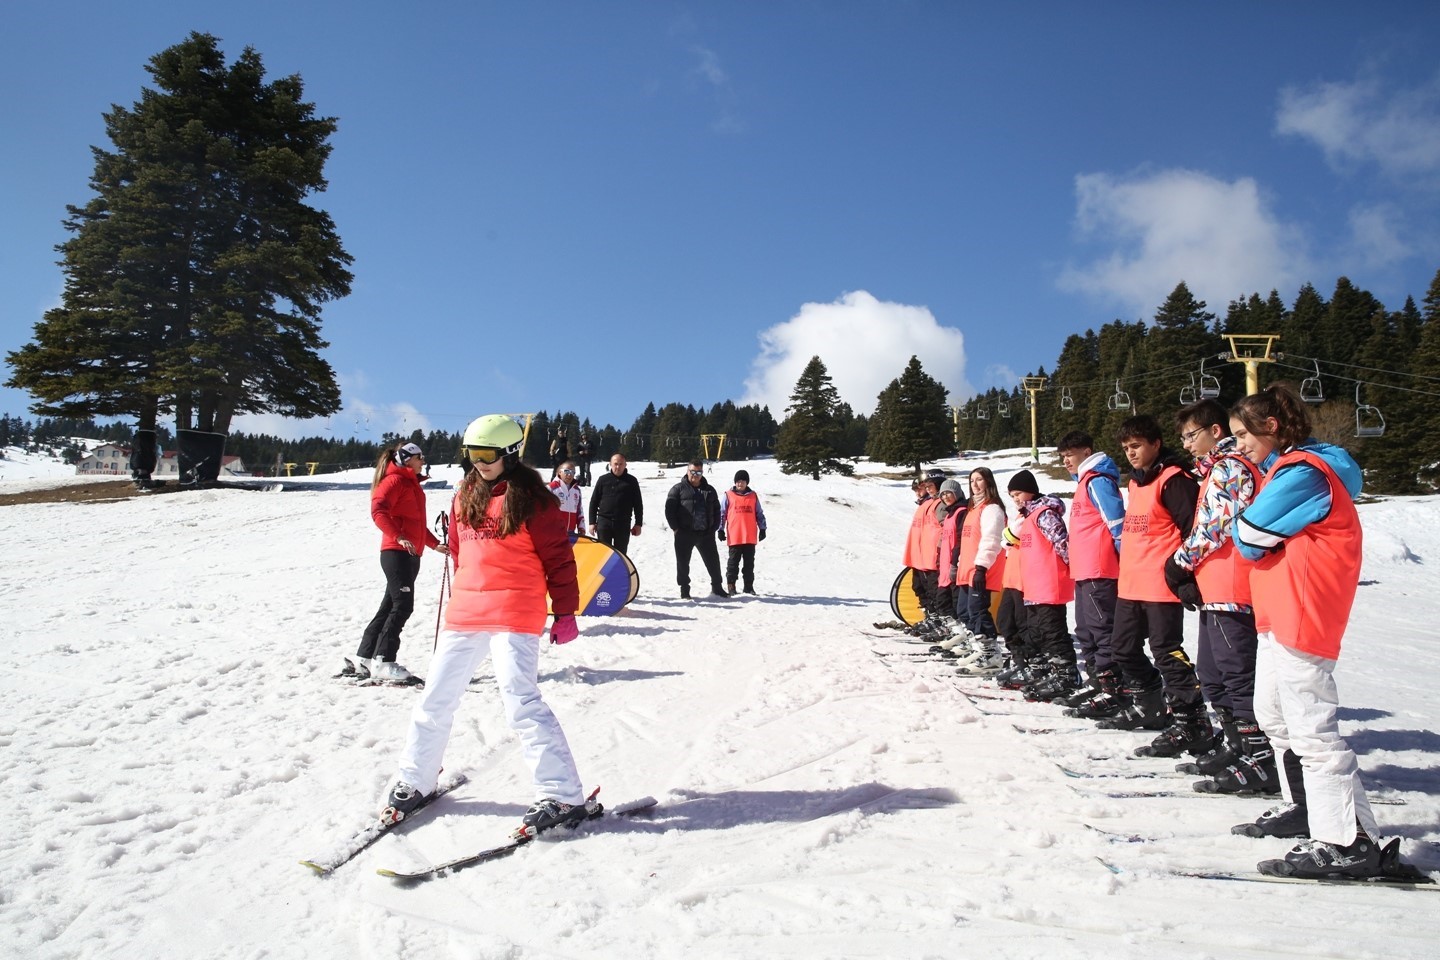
464,443,519,465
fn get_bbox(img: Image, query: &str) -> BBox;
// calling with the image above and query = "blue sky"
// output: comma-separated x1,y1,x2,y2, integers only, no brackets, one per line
4,2,1439,442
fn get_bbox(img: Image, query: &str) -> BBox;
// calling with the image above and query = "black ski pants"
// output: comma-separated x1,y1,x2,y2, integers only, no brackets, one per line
1027,603,1075,667
910,568,941,616
594,519,632,555
359,549,422,662
1109,597,1203,708
725,543,756,590
996,587,1038,660
674,530,724,592
1196,608,1260,722
1073,578,1117,677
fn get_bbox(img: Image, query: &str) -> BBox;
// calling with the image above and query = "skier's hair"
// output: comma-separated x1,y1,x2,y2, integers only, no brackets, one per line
1056,430,1094,453
1175,399,1230,435
1117,414,1163,445
454,457,554,538
1230,383,1312,452
371,445,400,492
967,467,1007,517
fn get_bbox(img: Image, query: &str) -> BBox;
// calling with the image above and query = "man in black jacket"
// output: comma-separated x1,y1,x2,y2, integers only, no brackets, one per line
664,460,726,599
587,454,644,553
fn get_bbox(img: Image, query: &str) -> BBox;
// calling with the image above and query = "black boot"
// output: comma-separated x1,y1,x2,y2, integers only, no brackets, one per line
1260,823,1381,879
1196,722,1281,795
1178,707,1238,775
1133,700,1214,757
1096,682,1169,731
1023,658,1081,702
1065,668,1124,719
1231,749,1309,838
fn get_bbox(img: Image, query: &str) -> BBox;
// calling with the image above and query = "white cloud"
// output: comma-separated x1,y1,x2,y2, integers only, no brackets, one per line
1276,73,1440,181
1057,169,1313,318
689,45,742,135
740,290,971,418
1342,203,1412,272
229,372,431,442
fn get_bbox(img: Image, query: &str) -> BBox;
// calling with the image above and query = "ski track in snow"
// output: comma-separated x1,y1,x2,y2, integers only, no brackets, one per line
2,449,1438,958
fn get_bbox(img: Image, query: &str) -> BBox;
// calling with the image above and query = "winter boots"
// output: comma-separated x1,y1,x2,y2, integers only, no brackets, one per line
1196,721,1280,795
1260,830,1381,879
1133,701,1214,758
1096,682,1169,731
521,797,590,834
954,635,1005,676
1232,751,1310,838
1064,668,1124,719
381,781,436,823
1022,659,1081,702
727,581,737,596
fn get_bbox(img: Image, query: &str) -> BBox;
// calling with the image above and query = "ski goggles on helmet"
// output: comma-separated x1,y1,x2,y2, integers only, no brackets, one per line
464,443,518,465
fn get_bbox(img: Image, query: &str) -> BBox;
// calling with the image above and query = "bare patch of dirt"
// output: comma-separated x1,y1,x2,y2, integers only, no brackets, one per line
0,481,188,506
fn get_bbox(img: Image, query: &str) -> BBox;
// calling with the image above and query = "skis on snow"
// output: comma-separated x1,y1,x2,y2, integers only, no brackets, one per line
375,790,658,883
300,772,468,874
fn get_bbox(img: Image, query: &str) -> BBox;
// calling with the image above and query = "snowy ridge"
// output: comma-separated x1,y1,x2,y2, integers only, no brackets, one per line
2,451,1437,958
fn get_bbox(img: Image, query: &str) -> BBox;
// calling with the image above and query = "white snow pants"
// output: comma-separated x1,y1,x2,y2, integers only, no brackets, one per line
1252,631,1378,846
396,629,584,804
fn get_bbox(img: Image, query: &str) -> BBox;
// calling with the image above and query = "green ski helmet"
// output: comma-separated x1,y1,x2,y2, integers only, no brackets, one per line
462,414,524,464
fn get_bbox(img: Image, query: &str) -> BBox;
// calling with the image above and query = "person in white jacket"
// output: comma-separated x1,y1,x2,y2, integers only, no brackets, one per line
546,461,584,534
952,467,1009,674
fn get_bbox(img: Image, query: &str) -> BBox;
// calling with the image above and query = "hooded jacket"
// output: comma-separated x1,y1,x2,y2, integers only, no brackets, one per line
371,462,440,555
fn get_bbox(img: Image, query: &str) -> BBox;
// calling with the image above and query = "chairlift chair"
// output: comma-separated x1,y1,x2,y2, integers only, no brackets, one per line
1178,373,1197,405
1300,361,1324,403
1198,358,1221,400
957,406,970,420
1107,379,1132,411
996,399,1011,418
1059,386,1074,411
1355,383,1386,438
976,405,991,421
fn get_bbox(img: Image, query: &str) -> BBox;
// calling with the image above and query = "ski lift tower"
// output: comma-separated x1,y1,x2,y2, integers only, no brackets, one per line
1221,335,1279,395
1021,376,1048,462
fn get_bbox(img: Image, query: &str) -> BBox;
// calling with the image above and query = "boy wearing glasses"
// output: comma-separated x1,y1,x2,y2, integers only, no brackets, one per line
547,460,585,534
664,460,726,599
1171,399,1274,793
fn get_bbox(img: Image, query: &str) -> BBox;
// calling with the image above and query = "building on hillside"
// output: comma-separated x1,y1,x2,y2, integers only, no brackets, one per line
154,451,248,478
75,443,132,476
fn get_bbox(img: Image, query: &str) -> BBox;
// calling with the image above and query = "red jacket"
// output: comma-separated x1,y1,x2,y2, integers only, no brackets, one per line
445,482,580,634
371,463,440,554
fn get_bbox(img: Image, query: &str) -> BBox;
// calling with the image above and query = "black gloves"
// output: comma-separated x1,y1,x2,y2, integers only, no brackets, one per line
972,566,988,592
717,529,726,541
1164,556,1202,610
759,529,766,541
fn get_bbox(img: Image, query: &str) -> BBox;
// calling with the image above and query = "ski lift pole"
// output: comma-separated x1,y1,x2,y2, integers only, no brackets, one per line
1021,376,1047,462
1222,334,1280,395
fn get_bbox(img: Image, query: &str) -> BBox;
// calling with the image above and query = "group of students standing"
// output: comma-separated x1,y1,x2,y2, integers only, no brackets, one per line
902,384,1422,881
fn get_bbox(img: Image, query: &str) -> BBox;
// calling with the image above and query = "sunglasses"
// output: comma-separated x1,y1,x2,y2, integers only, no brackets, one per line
560,469,575,476
465,445,514,465
687,470,704,477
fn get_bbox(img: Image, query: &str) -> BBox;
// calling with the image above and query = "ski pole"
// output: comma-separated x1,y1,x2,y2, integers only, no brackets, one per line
433,510,451,652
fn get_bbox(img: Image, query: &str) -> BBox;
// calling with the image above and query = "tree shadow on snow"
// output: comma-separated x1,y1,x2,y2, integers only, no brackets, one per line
584,625,672,639
1348,728,1440,755
538,666,686,685
748,594,872,609
1337,707,1391,722
612,607,695,621
612,782,961,834
1362,761,1440,799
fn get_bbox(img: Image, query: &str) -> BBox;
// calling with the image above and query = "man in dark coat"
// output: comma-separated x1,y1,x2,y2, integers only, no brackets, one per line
587,454,644,554
664,459,725,599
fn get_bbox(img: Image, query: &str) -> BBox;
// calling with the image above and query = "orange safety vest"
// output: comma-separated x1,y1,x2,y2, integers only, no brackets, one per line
1069,471,1120,581
445,494,549,635
1250,450,1363,660
1016,505,1075,605
1000,541,1023,592
1193,454,1260,606
957,501,1002,585
903,498,942,571
724,489,761,545
937,507,963,587
1118,465,1184,603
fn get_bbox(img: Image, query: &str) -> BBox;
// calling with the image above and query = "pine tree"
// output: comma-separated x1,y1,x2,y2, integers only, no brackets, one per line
5,33,351,444
774,356,854,480
1143,281,1223,413
866,356,952,474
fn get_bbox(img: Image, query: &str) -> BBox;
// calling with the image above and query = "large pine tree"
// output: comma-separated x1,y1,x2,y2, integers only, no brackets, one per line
775,356,854,480
6,33,351,443
867,356,952,474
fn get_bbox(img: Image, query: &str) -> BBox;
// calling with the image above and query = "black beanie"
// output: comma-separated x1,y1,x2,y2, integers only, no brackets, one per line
734,469,750,484
1007,469,1040,495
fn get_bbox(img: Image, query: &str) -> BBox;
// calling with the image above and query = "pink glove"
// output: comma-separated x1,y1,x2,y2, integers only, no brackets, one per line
550,614,579,645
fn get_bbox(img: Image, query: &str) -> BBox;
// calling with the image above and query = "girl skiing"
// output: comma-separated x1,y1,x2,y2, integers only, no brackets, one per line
382,415,588,835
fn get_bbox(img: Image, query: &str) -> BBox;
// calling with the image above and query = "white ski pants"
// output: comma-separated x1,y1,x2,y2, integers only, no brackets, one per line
396,629,584,804
1253,632,1378,845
